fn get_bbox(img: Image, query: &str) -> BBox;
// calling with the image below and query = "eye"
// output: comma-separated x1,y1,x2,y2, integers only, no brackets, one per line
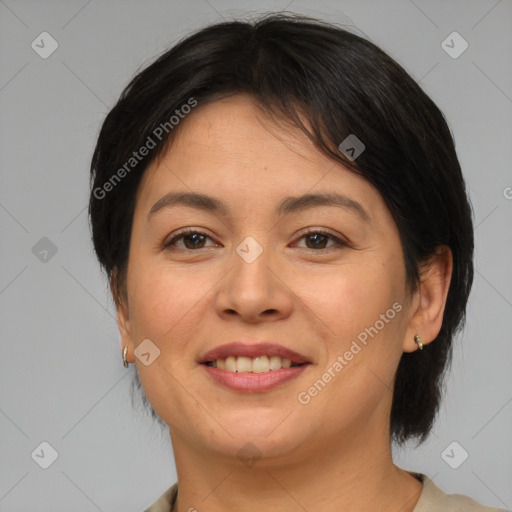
293,229,348,251
163,229,217,250
163,228,349,251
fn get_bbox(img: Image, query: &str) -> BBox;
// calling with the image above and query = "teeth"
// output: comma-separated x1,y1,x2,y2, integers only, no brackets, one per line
252,356,270,373
269,355,282,371
209,355,296,373
236,356,252,373
225,356,237,372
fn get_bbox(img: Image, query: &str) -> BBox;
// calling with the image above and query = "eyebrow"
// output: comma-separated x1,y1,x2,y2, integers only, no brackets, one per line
148,191,371,222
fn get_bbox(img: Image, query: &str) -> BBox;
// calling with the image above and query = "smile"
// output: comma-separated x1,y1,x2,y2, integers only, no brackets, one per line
203,355,304,373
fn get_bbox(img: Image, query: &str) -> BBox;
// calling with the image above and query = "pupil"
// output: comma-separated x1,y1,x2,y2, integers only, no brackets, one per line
185,233,204,249
307,233,326,249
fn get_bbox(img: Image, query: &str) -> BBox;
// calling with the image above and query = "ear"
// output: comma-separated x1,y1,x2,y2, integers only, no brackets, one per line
110,268,134,363
402,246,453,353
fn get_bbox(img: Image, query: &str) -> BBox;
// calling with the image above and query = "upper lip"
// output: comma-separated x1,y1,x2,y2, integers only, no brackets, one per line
198,342,310,364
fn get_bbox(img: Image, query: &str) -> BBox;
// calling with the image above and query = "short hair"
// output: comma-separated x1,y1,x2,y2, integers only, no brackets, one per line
89,13,474,447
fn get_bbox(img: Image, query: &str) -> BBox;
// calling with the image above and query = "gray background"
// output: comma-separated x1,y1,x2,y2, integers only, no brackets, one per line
1,0,511,510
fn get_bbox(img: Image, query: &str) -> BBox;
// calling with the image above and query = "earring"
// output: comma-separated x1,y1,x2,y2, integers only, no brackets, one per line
123,345,129,367
414,334,423,350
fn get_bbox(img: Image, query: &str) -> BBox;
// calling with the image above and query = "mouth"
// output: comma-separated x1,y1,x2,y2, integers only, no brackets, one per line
198,342,311,392
198,341,310,371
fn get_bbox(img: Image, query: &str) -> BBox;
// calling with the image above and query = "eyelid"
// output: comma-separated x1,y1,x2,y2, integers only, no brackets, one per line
298,227,348,243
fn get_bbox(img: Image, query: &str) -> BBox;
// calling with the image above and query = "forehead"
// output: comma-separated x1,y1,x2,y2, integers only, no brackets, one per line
139,95,369,194
168,94,320,163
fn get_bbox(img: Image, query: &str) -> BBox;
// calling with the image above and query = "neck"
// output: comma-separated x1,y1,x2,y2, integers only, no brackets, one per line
169,417,423,512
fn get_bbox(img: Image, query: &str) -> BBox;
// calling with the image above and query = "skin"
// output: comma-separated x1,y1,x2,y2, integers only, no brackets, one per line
115,94,453,512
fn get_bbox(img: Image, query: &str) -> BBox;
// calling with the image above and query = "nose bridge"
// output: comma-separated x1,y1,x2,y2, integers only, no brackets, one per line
230,233,274,295
235,234,267,266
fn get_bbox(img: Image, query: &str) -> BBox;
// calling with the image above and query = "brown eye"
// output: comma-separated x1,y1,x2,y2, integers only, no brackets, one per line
304,232,331,249
164,230,216,250
294,230,348,251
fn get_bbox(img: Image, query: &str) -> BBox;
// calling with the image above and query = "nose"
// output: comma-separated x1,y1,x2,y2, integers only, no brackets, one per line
214,238,294,324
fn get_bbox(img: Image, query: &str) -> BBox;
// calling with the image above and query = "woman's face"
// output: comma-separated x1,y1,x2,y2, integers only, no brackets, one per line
118,94,419,462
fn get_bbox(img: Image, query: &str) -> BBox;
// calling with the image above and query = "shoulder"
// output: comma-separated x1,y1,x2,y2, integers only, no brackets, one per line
413,473,509,512
143,476,510,512
143,482,178,512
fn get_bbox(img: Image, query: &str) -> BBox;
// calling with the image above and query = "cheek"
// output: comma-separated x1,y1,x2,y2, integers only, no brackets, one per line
308,262,397,338
126,261,209,426
299,274,404,439
309,262,405,393
127,257,207,338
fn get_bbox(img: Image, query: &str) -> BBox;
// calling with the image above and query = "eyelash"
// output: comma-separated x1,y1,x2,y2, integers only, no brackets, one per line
163,228,349,252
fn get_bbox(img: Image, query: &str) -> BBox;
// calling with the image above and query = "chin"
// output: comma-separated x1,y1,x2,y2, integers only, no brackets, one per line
199,420,311,463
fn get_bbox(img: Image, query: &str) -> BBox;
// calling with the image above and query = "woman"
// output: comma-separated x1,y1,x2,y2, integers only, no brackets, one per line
88,13,507,512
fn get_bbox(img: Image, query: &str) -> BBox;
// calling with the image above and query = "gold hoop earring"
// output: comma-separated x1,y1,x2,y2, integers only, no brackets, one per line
122,345,129,367
414,335,423,350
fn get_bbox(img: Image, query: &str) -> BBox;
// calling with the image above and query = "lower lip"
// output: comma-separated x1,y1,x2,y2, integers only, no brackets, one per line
201,364,310,392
